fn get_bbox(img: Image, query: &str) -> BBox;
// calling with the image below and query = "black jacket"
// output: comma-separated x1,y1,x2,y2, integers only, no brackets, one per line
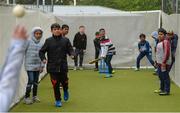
39,35,74,73
93,38,101,52
73,32,87,49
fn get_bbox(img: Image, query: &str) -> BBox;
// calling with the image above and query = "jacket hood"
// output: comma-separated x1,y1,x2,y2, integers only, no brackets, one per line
31,27,43,43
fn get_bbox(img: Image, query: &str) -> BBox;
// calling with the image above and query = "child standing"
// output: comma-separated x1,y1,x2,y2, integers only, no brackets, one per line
99,28,116,78
24,27,44,104
135,33,155,71
155,28,171,95
93,32,101,71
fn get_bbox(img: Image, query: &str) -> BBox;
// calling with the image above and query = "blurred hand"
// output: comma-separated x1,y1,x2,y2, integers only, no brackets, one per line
83,50,86,53
12,25,28,40
70,55,75,60
43,59,47,64
39,68,43,73
161,63,166,71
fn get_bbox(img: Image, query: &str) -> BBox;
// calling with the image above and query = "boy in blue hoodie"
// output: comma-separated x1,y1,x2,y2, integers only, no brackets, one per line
135,33,155,71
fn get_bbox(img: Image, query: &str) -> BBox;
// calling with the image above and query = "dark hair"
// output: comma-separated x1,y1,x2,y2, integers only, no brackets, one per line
158,28,167,35
99,28,105,32
51,23,61,30
62,24,69,29
79,25,85,29
95,31,99,35
139,33,146,38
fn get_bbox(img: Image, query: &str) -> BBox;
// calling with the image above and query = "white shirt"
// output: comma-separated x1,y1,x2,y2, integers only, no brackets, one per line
0,39,27,112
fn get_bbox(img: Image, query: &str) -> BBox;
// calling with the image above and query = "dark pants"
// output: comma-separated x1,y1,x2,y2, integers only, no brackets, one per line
136,52,154,69
169,54,175,71
95,49,100,69
50,72,68,101
74,49,84,67
104,55,113,74
25,71,40,98
157,65,170,93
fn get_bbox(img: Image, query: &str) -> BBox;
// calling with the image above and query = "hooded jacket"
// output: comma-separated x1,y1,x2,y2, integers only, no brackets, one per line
24,27,44,71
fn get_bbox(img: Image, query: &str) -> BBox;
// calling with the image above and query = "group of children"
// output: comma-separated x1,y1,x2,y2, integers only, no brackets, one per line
17,24,179,109
136,28,178,95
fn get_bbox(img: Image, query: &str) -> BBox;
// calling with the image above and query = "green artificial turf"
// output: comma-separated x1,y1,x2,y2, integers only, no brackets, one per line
11,69,180,112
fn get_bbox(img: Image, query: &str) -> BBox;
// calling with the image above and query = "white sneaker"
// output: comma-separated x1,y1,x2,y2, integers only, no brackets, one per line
73,67,77,70
154,69,158,72
24,98,33,105
135,68,139,71
79,67,83,70
32,96,40,103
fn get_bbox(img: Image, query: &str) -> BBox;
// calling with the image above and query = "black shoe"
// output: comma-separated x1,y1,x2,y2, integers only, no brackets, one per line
94,68,98,71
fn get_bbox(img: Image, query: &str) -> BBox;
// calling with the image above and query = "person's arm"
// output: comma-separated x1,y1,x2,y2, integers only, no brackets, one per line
138,42,141,52
162,40,171,64
84,35,87,50
67,39,75,59
39,39,48,63
0,25,27,112
146,41,150,52
73,34,77,48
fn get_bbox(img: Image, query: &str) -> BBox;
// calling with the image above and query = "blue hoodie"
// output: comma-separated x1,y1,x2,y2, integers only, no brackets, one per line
138,40,151,53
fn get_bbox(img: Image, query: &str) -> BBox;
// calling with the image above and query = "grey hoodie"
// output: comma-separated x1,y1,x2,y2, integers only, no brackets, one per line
24,27,44,71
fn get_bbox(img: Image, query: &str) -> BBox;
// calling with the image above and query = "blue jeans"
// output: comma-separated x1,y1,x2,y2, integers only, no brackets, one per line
104,55,113,74
136,52,154,69
25,71,40,98
157,65,170,93
74,49,84,67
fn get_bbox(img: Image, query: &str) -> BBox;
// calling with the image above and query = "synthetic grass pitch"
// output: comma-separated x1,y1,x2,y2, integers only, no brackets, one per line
11,69,180,112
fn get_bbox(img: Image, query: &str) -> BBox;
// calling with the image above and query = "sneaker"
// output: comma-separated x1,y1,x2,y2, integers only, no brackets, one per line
135,68,139,71
112,70,115,74
104,74,113,78
154,68,158,72
73,66,77,71
154,89,161,93
32,96,40,103
64,90,69,101
159,92,170,96
79,67,83,70
24,98,33,105
55,100,62,107
94,68,98,71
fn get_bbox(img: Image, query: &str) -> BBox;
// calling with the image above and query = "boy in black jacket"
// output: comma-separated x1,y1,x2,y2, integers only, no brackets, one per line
73,26,87,70
93,32,101,71
39,23,74,107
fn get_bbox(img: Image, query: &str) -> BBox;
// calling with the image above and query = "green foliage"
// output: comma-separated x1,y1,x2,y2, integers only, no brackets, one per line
78,0,161,11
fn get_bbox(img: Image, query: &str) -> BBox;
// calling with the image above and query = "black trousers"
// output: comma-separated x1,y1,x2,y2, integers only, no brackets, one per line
95,49,100,69
50,72,68,101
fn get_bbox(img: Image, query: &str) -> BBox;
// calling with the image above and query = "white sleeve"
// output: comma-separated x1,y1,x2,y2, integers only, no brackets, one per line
0,39,27,112
100,45,108,58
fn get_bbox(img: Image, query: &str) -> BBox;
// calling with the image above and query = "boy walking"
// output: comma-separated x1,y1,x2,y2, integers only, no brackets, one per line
39,23,74,107
24,27,44,104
